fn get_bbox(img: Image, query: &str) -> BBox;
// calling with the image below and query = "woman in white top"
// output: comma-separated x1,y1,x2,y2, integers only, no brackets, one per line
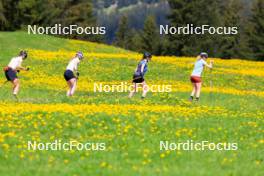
63,51,83,96
189,52,213,102
3,51,29,97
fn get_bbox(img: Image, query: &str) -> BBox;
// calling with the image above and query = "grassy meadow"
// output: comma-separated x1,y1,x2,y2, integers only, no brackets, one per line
0,32,263,176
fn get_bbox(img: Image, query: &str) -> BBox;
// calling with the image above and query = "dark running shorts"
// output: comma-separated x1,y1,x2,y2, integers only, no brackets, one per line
64,70,75,81
133,74,144,83
5,68,17,81
190,76,202,83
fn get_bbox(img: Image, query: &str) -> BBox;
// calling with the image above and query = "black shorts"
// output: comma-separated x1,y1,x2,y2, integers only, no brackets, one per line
5,68,17,81
64,70,75,81
132,74,144,83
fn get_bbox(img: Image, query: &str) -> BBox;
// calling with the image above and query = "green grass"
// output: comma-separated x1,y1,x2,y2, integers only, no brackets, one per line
0,32,263,176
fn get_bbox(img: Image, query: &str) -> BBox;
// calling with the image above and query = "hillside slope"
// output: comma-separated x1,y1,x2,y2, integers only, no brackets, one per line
0,32,263,176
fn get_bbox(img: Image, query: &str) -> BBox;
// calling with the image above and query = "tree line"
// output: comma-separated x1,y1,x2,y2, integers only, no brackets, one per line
0,0,263,60
114,0,263,61
95,0,169,43
93,0,161,9
0,0,96,41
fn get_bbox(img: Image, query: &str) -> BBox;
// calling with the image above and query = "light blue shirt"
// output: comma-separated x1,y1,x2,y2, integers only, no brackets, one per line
191,59,207,77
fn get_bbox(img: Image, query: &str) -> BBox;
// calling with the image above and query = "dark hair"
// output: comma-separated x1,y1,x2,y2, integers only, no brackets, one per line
143,52,152,59
19,50,28,59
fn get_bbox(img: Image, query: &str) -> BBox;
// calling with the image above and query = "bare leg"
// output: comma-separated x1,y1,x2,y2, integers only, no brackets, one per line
70,78,77,96
66,81,72,96
191,83,196,97
67,78,77,96
195,83,202,100
189,83,197,101
129,83,137,98
142,81,148,98
12,78,20,95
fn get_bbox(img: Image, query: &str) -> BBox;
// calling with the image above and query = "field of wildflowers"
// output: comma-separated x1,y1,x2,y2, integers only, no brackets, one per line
0,32,263,176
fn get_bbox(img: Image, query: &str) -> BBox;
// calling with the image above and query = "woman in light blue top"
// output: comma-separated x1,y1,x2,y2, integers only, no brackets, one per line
189,52,213,102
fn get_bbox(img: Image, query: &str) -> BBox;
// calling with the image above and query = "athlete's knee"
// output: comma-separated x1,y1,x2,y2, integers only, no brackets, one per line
143,84,149,91
13,79,19,85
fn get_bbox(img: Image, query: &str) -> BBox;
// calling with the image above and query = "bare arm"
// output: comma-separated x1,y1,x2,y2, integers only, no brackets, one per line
204,60,213,69
16,66,29,71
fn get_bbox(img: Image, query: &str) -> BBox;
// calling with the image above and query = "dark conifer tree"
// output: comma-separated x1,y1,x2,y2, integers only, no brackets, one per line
115,15,130,49
248,0,264,60
141,15,159,54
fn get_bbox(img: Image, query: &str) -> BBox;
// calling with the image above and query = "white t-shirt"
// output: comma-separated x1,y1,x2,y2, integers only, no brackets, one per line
191,59,207,77
66,57,80,72
8,56,23,70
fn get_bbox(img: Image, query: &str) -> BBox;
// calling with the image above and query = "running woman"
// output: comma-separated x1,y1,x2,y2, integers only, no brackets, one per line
3,51,29,98
189,52,213,102
129,52,151,99
63,51,84,96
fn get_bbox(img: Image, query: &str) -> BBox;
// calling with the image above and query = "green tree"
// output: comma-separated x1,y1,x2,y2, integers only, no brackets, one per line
248,0,264,61
168,0,221,57
218,0,245,59
0,0,20,30
141,15,159,54
115,15,130,49
16,0,47,27
156,35,169,55
128,29,143,52
0,0,6,29
0,0,96,41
